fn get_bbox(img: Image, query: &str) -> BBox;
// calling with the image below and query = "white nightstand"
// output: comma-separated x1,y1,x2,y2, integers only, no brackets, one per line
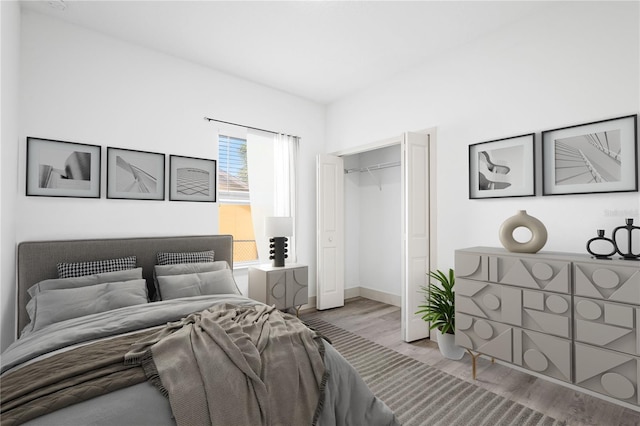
248,264,308,315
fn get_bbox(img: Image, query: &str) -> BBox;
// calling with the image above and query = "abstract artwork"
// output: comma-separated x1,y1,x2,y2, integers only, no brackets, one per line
169,155,216,202
468,133,535,199
542,115,638,195
26,137,101,198
107,147,165,200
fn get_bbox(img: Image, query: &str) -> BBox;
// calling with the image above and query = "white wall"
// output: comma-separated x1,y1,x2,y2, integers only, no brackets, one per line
344,145,401,296
0,0,21,353
0,9,325,351
326,1,640,272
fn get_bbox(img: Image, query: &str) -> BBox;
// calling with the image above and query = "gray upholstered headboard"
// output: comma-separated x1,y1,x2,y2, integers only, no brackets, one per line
16,234,233,337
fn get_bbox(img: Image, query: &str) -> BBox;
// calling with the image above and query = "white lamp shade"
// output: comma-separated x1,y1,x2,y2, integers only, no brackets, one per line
264,216,293,237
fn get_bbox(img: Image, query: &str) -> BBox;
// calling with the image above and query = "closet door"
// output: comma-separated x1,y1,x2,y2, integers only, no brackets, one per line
402,132,430,342
316,154,345,310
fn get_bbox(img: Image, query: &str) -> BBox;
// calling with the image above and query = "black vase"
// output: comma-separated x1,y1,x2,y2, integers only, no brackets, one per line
612,218,640,260
586,229,617,260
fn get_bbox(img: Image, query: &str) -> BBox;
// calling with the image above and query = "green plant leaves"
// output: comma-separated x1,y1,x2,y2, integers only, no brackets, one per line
415,268,455,334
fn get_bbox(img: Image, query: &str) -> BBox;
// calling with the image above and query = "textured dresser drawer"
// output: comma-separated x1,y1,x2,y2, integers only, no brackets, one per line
574,296,639,356
574,342,639,406
457,278,571,338
489,255,570,294
455,252,488,281
574,262,640,305
455,248,640,407
456,314,572,383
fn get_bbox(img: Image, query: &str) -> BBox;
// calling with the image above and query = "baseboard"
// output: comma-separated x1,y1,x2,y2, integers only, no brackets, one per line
302,296,317,312
357,286,401,307
302,286,400,313
344,287,360,300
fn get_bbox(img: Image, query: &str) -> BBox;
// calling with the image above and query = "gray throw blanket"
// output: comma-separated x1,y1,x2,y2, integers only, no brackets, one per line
125,303,326,426
1,329,155,426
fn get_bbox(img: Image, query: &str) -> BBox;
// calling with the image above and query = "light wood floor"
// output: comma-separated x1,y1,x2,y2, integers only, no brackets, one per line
301,297,640,426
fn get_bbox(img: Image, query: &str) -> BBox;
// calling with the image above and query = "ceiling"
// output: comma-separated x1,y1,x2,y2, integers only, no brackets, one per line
21,0,552,104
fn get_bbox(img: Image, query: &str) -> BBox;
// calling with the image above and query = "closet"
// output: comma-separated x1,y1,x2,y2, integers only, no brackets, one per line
343,145,402,306
317,131,433,342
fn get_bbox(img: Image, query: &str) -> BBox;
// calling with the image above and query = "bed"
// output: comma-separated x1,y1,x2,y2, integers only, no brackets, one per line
1,235,399,426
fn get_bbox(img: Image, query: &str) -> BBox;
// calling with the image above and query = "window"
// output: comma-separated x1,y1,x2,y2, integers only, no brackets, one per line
218,135,258,265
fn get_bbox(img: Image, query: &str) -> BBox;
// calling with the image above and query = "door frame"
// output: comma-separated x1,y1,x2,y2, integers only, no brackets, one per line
327,127,438,341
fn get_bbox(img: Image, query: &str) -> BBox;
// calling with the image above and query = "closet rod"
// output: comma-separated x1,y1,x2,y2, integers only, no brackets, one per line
203,116,300,139
344,161,401,174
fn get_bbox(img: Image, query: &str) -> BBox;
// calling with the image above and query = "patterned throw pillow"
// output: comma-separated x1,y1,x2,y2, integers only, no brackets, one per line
156,250,215,266
57,256,137,279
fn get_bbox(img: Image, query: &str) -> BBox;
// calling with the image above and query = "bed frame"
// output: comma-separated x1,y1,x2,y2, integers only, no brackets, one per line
16,235,234,337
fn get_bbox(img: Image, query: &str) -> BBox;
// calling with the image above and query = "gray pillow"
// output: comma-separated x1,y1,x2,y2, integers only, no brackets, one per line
23,279,148,335
154,261,229,277
152,261,230,301
27,268,143,297
156,269,240,300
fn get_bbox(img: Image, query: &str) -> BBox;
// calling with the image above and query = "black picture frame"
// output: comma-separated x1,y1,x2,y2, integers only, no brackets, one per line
107,147,165,200
468,133,536,199
542,115,638,196
169,155,217,202
26,137,101,198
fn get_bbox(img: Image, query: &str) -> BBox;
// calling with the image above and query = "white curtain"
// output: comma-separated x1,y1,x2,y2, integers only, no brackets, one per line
273,134,299,263
246,131,299,264
246,129,275,263
214,122,298,266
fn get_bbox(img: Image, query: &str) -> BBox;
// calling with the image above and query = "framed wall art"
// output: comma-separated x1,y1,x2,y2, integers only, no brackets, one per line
468,133,535,199
107,147,165,200
169,155,217,202
542,114,638,196
26,137,101,198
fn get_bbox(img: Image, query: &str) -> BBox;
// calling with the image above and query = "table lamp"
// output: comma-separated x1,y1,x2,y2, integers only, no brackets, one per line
264,217,293,267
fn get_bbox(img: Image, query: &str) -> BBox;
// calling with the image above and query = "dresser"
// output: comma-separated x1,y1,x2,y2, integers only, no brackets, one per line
248,264,308,314
455,247,640,407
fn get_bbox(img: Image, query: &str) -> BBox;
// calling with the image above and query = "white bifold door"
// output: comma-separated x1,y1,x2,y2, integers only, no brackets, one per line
316,131,431,342
316,154,345,311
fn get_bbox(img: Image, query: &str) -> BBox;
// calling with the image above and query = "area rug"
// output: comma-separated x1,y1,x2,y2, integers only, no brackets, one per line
304,318,566,426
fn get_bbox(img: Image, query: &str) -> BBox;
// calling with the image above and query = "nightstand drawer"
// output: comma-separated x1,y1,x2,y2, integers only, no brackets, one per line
248,264,308,311
266,267,308,309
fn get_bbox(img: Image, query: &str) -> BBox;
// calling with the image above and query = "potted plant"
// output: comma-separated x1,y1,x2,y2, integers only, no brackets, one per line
416,268,465,360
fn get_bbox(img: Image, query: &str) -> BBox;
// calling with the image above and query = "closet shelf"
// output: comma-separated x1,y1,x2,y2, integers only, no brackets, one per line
344,161,400,174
